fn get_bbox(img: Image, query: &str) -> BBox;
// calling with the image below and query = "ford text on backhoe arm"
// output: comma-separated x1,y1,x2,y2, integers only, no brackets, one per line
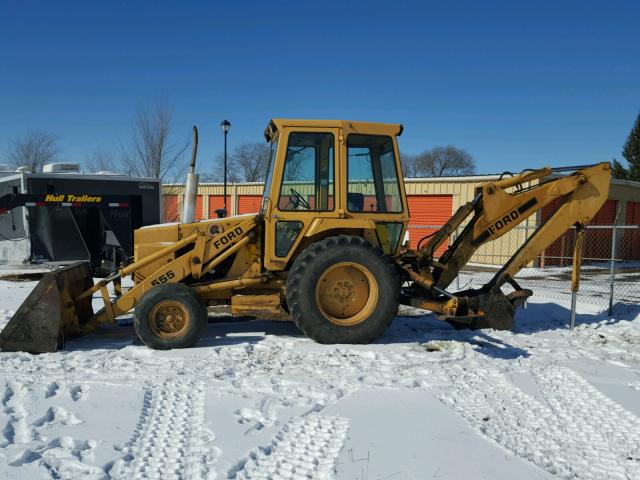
0,119,611,353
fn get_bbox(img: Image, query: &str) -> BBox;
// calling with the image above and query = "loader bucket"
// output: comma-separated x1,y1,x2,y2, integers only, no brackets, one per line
0,262,94,353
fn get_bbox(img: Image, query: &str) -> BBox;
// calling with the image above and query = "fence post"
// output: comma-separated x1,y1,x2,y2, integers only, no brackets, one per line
608,225,618,316
570,225,586,330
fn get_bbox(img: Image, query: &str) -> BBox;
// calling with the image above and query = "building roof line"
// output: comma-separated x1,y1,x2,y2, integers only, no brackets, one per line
164,176,640,188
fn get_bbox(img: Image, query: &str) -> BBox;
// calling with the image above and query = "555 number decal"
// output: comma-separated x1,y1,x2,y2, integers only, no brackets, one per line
151,270,176,286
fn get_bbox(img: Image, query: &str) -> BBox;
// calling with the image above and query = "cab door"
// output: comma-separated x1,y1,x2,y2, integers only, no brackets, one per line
341,132,408,256
263,127,341,270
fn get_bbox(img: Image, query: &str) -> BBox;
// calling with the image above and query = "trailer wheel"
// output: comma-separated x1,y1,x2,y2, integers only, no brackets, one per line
134,284,207,350
286,235,400,344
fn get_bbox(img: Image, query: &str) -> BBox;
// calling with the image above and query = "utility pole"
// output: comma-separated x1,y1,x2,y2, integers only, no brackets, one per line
219,119,231,217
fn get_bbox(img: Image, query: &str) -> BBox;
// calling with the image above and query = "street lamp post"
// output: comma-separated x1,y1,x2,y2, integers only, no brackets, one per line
220,119,231,217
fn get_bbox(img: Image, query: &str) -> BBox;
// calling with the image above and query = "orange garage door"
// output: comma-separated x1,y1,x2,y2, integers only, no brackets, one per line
238,195,263,214
208,195,231,217
407,195,453,257
163,195,204,222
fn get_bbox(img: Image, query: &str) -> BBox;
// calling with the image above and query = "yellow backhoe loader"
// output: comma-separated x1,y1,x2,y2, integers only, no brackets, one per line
0,119,611,353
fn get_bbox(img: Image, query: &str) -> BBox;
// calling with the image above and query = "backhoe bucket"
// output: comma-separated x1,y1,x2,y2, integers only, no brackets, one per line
0,262,94,353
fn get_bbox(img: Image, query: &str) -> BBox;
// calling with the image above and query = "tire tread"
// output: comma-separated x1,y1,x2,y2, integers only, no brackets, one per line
286,235,400,344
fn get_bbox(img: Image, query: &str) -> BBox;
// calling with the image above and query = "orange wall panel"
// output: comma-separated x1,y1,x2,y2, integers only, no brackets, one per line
163,195,179,222
406,195,453,257
626,202,640,225
622,202,640,260
208,195,231,217
238,195,263,214
194,195,204,221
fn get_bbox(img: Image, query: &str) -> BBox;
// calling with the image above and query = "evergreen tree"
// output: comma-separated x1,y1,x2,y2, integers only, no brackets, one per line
611,159,628,179
622,111,640,181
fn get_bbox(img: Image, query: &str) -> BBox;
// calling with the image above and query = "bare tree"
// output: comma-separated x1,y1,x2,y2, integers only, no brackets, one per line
399,151,420,177
210,141,271,183
7,130,59,171
86,148,118,173
210,153,241,183
415,146,476,177
198,171,221,183
120,100,189,182
230,142,270,182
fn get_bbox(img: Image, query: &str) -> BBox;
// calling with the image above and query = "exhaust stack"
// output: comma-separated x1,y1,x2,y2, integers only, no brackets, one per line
182,126,199,223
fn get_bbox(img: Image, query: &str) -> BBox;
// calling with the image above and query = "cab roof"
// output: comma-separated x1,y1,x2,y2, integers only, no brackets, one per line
264,118,403,141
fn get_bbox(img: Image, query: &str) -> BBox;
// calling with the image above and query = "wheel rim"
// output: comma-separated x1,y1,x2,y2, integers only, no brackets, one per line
148,300,191,339
315,262,378,326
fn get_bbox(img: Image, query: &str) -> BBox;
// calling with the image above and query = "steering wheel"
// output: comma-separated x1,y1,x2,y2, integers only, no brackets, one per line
289,188,311,209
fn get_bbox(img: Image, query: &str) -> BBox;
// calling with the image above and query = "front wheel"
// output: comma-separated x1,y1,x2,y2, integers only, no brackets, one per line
134,284,207,350
286,235,400,344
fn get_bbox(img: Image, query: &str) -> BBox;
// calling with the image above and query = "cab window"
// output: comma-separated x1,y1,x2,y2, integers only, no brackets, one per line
278,132,334,211
347,134,402,213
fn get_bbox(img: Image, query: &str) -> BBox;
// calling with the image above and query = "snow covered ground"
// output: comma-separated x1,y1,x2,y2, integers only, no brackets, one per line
0,277,639,479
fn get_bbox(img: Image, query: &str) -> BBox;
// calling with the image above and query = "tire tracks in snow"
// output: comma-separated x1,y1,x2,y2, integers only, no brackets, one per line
111,379,218,480
438,364,640,479
0,379,104,479
1,380,35,447
230,414,349,479
533,367,640,479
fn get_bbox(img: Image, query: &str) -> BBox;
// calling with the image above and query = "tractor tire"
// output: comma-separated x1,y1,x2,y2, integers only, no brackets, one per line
134,284,207,350
286,235,400,344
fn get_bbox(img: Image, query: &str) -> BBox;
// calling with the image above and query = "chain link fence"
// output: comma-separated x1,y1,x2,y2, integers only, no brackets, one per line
408,224,640,316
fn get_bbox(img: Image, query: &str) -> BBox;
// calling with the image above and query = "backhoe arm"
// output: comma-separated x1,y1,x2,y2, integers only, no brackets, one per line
401,162,610,330
417,162,611,290
488,163,611,288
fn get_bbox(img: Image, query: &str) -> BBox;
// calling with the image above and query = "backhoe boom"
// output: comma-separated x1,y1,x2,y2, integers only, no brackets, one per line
404,162,611,329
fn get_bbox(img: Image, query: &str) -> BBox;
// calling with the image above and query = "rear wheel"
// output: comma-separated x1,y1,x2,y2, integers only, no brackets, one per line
286,235,400,344
134,284,207,350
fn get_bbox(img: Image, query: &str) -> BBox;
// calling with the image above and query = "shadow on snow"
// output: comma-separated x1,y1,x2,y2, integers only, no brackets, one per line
45,301,639,360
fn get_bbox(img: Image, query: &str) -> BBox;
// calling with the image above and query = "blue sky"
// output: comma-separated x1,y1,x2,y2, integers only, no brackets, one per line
1,0,638,175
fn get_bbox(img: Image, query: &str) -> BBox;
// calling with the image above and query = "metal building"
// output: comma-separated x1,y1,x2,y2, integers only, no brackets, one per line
162,175,640,266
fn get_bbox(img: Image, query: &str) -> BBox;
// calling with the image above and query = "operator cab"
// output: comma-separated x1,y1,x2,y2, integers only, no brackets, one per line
261,119,408,269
